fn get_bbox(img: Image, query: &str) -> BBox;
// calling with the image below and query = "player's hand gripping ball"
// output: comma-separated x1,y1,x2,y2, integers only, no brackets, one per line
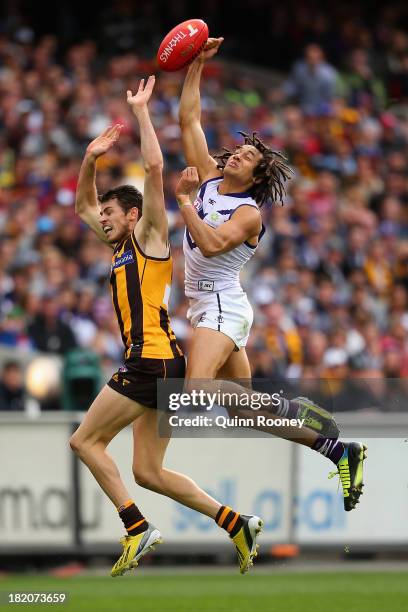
157,19,209,71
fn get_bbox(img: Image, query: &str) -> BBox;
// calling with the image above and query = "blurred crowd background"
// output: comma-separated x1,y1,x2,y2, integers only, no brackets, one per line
0,0,407,411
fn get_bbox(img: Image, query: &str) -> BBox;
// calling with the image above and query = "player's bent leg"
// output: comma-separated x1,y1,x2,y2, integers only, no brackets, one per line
132,398,264,573
68,385,162,576
216,350,339,438
187,316,352,516
69,385,146,507
132,408,221,517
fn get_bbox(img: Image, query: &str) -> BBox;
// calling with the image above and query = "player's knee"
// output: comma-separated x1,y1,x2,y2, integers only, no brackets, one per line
69,433,92,457
69,433,83,455
133,466,162,492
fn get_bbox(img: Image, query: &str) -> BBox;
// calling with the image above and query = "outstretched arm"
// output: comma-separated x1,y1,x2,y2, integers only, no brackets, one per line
179,38,224,183
75,125,122,248
127,76,168,246
176,167,261,257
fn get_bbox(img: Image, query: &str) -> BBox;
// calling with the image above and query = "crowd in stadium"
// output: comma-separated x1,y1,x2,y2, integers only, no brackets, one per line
0,1,407,410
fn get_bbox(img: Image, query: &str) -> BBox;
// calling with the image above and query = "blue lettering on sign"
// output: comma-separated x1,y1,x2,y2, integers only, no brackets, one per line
294,490,346,531
112,250,134,269
254,491,282,530
173,480,236,531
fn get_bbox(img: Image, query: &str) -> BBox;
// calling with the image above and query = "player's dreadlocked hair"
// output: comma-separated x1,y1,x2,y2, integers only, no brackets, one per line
214,132,293,206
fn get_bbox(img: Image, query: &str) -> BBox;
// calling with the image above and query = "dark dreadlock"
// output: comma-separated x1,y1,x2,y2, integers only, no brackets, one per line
214,131,294,206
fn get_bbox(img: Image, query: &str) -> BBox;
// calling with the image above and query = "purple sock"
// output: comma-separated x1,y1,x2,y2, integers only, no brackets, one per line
312,434,345,465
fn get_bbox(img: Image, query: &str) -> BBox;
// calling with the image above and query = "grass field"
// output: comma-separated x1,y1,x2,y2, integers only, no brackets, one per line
1,571,407,612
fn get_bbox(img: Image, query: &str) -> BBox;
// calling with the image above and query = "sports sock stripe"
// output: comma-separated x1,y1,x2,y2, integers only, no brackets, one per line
127,518,146,532
118,500,147,536
117,499,134,512
312,434,345,465
215,505,244,538
227,513,240,533
223,510,236,529
217,506,232,526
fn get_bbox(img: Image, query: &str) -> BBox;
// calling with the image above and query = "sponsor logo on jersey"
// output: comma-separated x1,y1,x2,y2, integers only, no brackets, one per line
112,250,134,269
198,280,214,291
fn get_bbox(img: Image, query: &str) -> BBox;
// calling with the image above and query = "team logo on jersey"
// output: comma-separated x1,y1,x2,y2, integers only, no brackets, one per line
193,196,203,211
112,250,134,270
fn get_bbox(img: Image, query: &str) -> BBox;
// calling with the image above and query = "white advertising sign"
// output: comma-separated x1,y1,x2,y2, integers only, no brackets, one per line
0,422,73,546
2,416,406,550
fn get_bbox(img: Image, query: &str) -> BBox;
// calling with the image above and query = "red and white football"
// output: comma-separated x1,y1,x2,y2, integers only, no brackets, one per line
157,19,209,72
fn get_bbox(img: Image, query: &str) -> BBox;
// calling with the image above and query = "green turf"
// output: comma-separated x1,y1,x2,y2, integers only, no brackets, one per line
0,571,407,612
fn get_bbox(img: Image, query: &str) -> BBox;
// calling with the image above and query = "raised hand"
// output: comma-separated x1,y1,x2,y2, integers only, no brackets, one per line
86,124,122,159
198,37,224,63
127,76,156,113
175,166,200,199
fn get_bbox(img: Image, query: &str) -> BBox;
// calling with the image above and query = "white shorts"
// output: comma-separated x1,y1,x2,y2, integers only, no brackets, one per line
187,290,254,349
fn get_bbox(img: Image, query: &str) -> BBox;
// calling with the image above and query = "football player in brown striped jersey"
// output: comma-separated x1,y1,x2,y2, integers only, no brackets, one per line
71,76,255,576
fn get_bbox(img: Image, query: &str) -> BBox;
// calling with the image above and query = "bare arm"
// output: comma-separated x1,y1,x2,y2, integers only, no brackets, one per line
181,204,261,257
176,167,261,257
179,38,223,182
75,125,122,248
127,76,168,246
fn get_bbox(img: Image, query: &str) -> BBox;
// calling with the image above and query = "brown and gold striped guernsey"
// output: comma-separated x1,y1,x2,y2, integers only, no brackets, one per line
110,233,183,360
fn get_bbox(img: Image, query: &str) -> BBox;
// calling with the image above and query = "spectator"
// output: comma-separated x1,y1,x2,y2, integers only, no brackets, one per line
0,361,25,411
27,293,78,354
339,49,387,113
283,44,338,115
0,6,407,412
